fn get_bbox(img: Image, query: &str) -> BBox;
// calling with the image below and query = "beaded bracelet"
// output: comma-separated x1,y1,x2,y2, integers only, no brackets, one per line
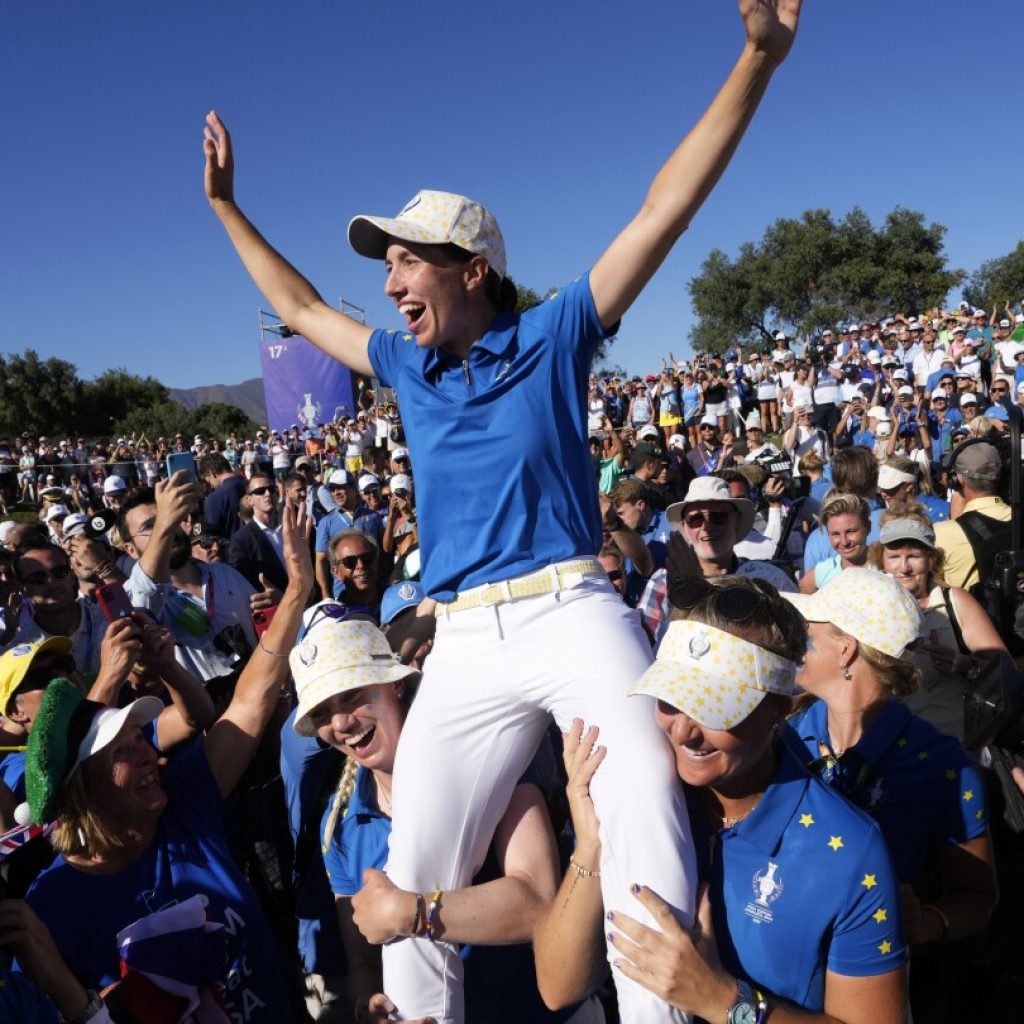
569,858,601,879
424,889,443,941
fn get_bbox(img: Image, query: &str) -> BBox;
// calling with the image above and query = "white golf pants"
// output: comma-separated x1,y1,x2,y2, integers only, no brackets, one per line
383,574,695,1023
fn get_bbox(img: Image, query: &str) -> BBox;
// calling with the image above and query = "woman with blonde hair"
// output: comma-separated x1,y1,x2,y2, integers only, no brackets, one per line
786,569,998,1003
867,504,1006,740
799,492,872,593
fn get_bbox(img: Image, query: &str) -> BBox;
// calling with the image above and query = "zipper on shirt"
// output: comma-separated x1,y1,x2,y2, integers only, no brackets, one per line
462,358,473,393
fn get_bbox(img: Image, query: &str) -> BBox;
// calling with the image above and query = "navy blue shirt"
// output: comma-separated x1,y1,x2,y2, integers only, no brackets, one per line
689,739,905,1011
369,275,613,599
788,700,987,884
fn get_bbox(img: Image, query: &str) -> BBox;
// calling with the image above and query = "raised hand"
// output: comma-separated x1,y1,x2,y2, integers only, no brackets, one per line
281,500,314,596
203,110,235,206
739,0,803,66
562,719,606,860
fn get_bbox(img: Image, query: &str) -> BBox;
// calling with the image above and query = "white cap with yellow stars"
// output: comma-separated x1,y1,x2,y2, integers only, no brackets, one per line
629,619,799,731
348,190,507,280
784,567,922,659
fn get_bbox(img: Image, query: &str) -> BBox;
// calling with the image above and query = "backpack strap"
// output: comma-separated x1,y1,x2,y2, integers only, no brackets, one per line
940,585,968,655
956,510,1012,586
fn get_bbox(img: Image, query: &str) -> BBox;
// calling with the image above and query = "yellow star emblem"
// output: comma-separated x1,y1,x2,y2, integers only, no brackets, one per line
827,835,844,852
963,790,974,802
896,738,908,747
873,908,888,924
861,874,877,889
945,770,956,780
976,809,985,820
917,751,929,761
799,813,815,828
402,334,413,341
878,940,892,954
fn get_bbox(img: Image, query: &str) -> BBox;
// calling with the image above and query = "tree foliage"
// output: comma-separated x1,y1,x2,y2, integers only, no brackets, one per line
964,240,1024,313
0,350,82,436
112,401,259,442
687,207,965,353
80,369,170,437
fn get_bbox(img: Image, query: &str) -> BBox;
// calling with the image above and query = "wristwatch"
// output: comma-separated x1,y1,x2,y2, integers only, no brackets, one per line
727,979,768,1024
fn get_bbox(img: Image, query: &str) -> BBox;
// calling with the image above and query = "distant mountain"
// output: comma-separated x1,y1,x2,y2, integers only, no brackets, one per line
169,378,267,424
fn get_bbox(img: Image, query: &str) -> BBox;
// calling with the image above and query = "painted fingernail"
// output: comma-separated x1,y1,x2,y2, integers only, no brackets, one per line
607,932,616,944
606,910,615,921
630,882,641,894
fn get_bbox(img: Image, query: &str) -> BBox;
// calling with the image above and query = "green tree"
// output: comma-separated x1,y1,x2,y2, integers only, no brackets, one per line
112,400,259,443
964,240,1024,314
0,350,82,436
687,207,964,353
80,369,170,437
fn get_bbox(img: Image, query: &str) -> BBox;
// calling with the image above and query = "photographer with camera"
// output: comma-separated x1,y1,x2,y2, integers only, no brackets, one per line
934,442,1011,592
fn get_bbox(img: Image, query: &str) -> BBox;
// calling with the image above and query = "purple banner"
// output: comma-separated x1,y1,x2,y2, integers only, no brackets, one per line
259,334,358,432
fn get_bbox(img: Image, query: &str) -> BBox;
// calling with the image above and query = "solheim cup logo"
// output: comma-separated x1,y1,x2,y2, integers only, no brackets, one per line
298,392,322,427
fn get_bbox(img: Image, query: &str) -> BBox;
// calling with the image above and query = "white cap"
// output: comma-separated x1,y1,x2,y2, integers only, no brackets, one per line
668,434,687,450
357,473,380,493
62,512,90,537
867,351,881,364
44,503,69,523
867,405,890,421
390,473,413,494
785,568,922,659
391,447,410,462
774,331,787,341
638,425,660,440
960,392,978,404
999,319,1011,328
897,385,914,396
102,475,127,495
327,469,354,488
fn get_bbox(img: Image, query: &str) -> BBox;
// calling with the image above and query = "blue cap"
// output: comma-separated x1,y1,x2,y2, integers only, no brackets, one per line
984,405,1009,422
380,580,424,625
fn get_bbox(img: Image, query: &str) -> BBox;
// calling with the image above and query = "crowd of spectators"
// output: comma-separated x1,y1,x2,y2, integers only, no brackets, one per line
0,296,1023,1024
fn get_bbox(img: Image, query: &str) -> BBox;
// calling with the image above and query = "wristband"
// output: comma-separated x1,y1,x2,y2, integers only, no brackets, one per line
424,889,443,942
569,857,601,879
258,638,288,659
410,892,425,937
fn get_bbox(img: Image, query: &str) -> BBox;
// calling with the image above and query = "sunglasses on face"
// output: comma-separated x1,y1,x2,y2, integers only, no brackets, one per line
339,552,376,570
682,507,732,530
606,569,625,582
192,536,227,550
248,486,273,497
19,564,73,586
668,577,768,620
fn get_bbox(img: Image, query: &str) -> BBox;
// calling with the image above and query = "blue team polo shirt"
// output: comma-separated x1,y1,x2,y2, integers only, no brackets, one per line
687,739,905,1011
368,275,613,600
787,699,987,884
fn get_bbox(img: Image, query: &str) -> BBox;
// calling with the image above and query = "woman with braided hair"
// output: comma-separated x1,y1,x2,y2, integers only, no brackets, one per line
289,614,601,1023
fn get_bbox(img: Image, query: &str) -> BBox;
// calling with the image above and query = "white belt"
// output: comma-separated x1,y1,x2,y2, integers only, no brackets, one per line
435,559,604,616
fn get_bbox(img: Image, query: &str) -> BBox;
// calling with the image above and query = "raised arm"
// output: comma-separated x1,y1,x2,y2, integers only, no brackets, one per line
203,502,313,798
203,112,374,376
590,1,802,329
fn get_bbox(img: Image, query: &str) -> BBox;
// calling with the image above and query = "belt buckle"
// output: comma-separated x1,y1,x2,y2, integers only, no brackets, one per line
480,582,505,607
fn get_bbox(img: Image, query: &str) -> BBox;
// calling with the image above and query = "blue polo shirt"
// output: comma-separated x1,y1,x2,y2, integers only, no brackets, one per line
314,504,384,553
787,700,987,885
688,739,904,1011
368,275,612,600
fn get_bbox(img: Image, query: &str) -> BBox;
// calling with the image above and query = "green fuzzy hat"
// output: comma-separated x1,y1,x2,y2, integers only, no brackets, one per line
25,678,101,825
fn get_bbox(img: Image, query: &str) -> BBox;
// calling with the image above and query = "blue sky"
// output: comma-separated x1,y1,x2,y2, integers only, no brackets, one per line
3,0,1022,389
